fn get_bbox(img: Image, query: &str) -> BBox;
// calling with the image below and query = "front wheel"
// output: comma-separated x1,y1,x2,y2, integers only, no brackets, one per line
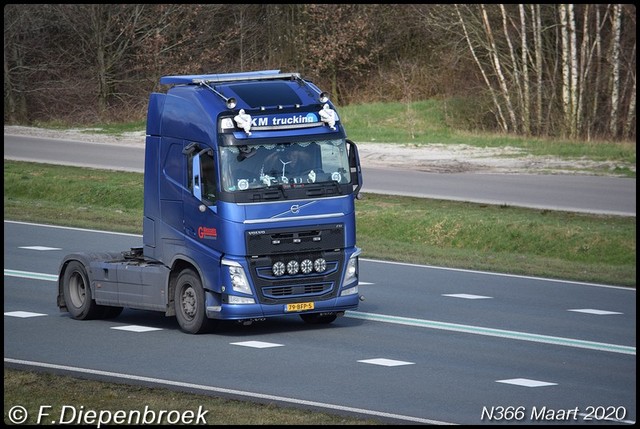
174,269,212,334
62,260,102,320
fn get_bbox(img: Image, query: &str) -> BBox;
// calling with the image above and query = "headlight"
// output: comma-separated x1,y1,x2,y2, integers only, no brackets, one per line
222,259,252,295
341,250,360,287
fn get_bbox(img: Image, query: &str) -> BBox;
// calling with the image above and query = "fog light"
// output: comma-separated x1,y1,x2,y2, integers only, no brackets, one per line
272,261,285,277
341,285,358,296
314,258,327,273
286,260,299,275
228,295,255,304
300,259,313,274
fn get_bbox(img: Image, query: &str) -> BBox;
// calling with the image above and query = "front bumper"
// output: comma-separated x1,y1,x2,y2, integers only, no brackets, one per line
206,292,360,320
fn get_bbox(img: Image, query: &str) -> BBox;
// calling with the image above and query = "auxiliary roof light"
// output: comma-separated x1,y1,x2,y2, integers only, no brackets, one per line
226,97,237,109
319,91,330,104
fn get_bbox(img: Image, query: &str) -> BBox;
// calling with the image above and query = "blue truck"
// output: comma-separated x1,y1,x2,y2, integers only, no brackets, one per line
57,70,363,334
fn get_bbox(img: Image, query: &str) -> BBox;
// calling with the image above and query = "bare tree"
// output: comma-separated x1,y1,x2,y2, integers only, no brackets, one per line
559,4,573,138
519,4,531,135
481,5,518,132
4,5,29,122
608,4,622,137
51,5,150,115
301,4,380,104
4,5,55,122
455,5,509,132
622,62,635,139
4,4,635,140
531,4,543,135
620,6,636,140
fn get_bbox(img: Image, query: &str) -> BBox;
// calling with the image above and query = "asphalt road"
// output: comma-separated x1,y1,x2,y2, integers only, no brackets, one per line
4,133,636,216
4,221,637,425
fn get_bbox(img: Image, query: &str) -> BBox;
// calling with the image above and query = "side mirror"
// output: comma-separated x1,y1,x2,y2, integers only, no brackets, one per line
347,139,363,196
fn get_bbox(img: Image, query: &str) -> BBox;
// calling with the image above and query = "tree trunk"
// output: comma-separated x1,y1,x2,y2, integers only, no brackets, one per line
568,4,579,139
482,4,518,133
519,5,531,135
531,4,543,135
609,4,622,138
559,4,572,138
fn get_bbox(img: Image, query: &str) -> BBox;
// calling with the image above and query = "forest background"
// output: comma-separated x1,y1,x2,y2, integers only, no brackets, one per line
3,4,636,142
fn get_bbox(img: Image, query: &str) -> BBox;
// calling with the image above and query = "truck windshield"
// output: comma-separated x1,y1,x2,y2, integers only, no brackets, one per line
219,139,350,192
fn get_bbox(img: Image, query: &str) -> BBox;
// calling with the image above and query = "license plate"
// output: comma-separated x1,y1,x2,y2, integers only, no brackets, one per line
286,302,315,312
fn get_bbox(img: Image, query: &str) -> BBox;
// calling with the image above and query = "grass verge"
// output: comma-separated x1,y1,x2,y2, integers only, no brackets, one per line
4,368,379,425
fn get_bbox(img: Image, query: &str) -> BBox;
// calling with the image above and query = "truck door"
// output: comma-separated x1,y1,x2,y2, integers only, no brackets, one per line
184,145,221,253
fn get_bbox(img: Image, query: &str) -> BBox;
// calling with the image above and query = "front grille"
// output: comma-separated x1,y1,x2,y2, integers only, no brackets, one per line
245,225,345,304
264,283,331,298
246,224,344,255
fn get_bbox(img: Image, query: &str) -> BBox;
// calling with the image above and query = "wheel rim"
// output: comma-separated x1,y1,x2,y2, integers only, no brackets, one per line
180,286,197,320
69,271,87,308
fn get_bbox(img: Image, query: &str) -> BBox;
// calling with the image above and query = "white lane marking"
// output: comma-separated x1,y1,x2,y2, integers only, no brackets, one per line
358,358,415,367
4,269,57,281
231,341,284,349
442,293,492,299
568,308,623,315
360,257,634,291
4,311,47,318
5,220,142,237
111,325,163,333
19,246,62,251
496,378,557,387
345,311,635,355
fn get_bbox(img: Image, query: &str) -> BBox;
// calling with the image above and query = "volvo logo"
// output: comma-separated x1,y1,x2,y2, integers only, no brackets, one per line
271,201,317,219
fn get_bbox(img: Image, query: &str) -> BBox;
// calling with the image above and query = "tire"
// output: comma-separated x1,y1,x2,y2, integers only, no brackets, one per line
62,260,102,320
174,269,212,334
300,312,337,325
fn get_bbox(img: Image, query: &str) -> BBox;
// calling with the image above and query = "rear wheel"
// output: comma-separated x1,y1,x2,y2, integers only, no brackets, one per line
62,260,102,320
174,269,212,334
300,312,337,325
